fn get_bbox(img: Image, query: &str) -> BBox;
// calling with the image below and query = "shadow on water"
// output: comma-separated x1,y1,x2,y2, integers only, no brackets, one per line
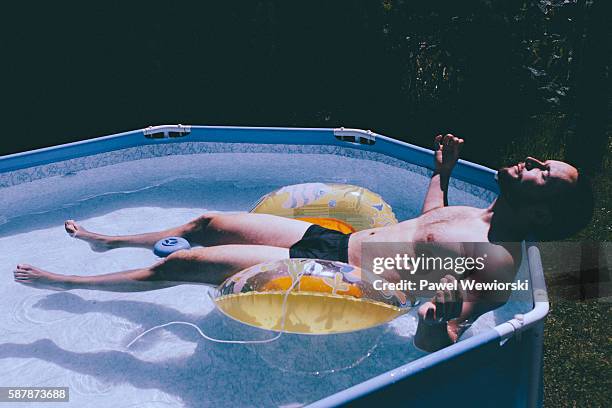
0,292,423,407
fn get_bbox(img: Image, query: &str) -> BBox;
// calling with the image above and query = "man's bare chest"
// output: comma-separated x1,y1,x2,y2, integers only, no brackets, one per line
411,206,489,243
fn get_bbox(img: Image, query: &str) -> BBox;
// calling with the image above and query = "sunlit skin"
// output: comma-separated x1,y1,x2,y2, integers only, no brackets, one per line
13,135,582,351
413,151,579,350
497,156,578,199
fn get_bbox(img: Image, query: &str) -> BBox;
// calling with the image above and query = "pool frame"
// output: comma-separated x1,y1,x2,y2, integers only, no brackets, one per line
0,125,548,407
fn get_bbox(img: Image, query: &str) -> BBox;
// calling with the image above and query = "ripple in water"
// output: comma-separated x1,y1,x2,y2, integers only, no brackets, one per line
12,293,76,326
70,372,114,396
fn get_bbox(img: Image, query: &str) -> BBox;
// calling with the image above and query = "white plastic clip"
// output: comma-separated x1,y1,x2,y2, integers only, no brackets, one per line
512,314,525,342
144,124,192,139
333,127,376,145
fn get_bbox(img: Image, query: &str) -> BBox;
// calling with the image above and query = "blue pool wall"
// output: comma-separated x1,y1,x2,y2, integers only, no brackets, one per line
0,125,547,408
0,126,498,194
311,244,548,408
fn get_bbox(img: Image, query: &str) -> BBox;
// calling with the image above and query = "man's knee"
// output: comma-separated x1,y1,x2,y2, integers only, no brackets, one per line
194,213,215,224
184,214,215,238
163,249,197,268
151,249,195,280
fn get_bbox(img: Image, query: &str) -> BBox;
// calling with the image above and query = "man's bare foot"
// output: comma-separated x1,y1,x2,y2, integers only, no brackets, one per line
64,220,115,252
13,264,71,289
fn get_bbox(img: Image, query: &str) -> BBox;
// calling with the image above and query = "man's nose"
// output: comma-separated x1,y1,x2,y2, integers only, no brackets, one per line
525,156,546,169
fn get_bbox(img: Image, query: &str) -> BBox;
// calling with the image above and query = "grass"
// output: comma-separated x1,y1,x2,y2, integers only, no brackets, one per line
542,299,611,407
498,116,611,407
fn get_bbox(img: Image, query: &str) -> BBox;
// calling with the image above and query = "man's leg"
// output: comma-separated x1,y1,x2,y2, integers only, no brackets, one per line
65,213,312,252
14,245,289,292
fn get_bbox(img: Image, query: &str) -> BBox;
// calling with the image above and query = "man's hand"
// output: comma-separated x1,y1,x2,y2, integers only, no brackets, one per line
414,274,464,351
422,133,463,213
418,274,463,325
434,134,464,175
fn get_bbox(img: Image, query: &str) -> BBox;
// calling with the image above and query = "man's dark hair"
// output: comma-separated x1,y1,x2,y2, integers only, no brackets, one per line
536,174,594,241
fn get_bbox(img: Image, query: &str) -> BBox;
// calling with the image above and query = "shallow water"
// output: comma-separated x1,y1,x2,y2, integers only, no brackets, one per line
0,150,530,407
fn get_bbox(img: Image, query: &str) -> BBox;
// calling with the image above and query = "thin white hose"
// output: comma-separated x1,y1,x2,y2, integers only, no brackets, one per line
126,270,304,348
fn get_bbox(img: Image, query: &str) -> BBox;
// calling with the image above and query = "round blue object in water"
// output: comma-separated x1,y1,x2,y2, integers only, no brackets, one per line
154,237,191,257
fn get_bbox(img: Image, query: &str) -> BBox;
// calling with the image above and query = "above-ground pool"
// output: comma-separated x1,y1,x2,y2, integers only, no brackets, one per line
0,126,548,407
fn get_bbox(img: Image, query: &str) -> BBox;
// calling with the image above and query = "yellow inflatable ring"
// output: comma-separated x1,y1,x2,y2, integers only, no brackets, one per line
250,183,398,232
214,259,412,334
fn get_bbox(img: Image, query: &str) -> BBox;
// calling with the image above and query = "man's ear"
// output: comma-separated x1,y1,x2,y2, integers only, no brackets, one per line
528,204,552,226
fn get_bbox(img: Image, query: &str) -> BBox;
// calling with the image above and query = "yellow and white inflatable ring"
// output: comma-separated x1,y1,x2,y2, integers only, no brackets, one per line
250,183,398,232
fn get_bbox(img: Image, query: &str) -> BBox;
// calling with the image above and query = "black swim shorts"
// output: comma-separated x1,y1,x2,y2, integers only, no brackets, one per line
289,224,351,263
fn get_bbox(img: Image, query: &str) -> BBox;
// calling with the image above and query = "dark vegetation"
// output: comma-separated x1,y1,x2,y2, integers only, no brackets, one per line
1,1,610,406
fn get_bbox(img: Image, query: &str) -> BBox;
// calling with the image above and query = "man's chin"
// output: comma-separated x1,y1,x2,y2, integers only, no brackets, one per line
496,169,524,208
496,167,514,188
497,168,520,194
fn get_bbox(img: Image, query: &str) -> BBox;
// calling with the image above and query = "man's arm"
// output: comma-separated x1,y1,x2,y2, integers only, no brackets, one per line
422,134,463,213
414,248,516,352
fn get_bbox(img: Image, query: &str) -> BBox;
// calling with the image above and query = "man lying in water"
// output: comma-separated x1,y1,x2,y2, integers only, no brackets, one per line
13,134,593,351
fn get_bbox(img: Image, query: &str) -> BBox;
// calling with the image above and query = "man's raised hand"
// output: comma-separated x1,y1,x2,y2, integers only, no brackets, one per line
434,134,464,175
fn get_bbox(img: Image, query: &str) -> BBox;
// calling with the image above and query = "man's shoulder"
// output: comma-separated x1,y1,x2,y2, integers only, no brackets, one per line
477,242,520,281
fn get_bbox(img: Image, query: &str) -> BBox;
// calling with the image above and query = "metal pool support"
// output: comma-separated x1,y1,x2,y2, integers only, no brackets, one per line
0,125,549,407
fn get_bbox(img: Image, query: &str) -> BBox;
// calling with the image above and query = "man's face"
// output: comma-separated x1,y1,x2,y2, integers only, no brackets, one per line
497,157,578,204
